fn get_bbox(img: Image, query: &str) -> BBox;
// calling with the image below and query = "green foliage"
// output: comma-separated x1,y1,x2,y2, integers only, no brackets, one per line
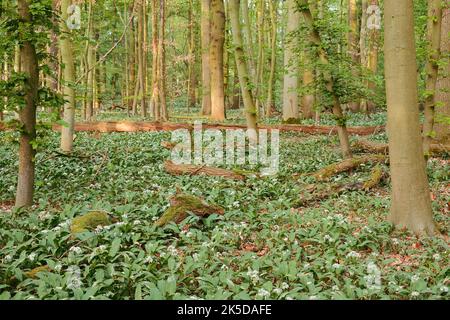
0,124,448,300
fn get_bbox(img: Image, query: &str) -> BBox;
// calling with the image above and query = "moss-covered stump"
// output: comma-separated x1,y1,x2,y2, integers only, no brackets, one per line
70,211,112,236
25,266,51,279
154,193,225,227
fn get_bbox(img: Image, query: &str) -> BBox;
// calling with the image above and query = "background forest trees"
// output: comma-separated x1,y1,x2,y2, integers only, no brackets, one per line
0,1,449,232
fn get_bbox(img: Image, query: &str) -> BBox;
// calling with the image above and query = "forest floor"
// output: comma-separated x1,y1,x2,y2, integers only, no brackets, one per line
0,111,448,300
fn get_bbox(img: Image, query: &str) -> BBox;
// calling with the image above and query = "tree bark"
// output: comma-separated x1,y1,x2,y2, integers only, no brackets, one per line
59,0,77,153
158,0,167,121
434,6,449,144
210,0,226,121
384,0,437,235
201,0,212,115
229,0,258,134
282,0,300,121
15,0,39,208
265,0,277,117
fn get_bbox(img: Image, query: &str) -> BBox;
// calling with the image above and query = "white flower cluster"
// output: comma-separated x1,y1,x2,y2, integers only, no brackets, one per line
346,251,361,259
69,246,83,255
246,268,260,284
365,262,381,290
257,288,270,298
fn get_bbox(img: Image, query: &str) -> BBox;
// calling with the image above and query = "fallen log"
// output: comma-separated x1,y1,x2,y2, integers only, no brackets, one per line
46,121,383,136
297,166,386,207
154,192,224,227
164,160,246,180
353,138,449,155
311,155,387,181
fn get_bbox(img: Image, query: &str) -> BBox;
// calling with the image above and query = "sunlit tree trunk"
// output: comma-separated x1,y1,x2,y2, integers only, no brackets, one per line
384,0,437,235
282,0,300,121
15,0,39,208
210,0,226,121
201,0,212,115
59,0,76,153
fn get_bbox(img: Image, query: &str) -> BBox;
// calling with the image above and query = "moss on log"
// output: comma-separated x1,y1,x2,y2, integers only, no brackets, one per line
311,155,386,181
164,160,245,180
70,211,111,235
154,193,224,227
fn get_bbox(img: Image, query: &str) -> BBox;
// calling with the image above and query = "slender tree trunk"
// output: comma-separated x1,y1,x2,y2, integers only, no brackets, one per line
434,6,449,143
423,1,445,152
158,0,167,121
137,0,147,117
265,0,277,117
210,0,226,121
201,0,212,115
347,0,360,112
384,0,437,235
282,0,300,121
85,0,94,121
59,0,76,153
128,4,136,113
229,0,257,135
150,0,160,120
187,0,197,110
241,0,256,86
299,1,352,158
15,0,39,208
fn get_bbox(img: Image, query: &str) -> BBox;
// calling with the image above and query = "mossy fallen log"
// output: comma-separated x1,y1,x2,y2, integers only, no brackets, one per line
70,211,112,236
164,160,246,180
311,155,387,181
154,193,225,227
297,166,386,207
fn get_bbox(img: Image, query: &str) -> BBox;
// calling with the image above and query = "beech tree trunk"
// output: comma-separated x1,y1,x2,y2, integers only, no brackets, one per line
201,0,212,115
384,0,437,235
282,0,300,121
210,0,226,121
229,0,257,134
59,0,76,153
158,0,168,121
15,0,39,208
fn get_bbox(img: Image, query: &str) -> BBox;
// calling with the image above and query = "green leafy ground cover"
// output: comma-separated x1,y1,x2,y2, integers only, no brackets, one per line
0,114,448,300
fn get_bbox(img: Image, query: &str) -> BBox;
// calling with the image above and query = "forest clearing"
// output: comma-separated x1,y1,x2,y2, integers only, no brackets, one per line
0,0,449,302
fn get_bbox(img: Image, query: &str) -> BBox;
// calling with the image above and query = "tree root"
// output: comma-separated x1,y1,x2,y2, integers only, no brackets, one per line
311,155,387,181
164,160,246,180
154,192,224,227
